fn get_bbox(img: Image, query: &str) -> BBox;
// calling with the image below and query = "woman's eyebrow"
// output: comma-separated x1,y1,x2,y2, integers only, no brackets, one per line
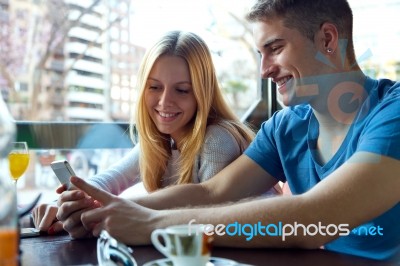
147,77,192,85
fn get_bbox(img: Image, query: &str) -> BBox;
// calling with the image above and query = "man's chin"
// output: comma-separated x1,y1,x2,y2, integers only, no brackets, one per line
278,94,310,107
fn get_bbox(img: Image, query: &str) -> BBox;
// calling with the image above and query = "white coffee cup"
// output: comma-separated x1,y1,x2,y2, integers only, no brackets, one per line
151,224,213,266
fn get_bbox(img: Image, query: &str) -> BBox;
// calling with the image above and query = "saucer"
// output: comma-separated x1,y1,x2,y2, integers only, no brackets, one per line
143,256,240,266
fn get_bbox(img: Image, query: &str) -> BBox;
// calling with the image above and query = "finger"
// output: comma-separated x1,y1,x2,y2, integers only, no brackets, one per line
65,222,93,239
57,197,95,221
62,209,86,232
58,190,86,206
47,221,64,235
63,208,94,239
91,222,103,237
70,176,114,205
32,207,39,228
55,184,68,194
80,207,109,232
33,204,53,229
38,206,58,231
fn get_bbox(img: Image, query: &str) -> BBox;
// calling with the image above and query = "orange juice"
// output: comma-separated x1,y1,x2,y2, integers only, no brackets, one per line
8,153,30,180
0,229,18,266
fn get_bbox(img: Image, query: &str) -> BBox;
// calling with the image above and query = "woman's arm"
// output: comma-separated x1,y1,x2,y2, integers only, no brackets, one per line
33,146,141,234
86,145,141,195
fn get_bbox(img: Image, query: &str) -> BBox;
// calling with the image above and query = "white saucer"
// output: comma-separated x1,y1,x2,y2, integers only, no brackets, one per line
143,256,240,266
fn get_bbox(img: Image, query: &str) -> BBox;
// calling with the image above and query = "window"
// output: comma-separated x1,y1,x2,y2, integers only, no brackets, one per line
350,0,400,80
2,0,257,123
0,0,398,204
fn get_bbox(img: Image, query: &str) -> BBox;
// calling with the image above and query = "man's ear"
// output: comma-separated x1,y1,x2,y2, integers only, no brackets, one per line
318,22,339,55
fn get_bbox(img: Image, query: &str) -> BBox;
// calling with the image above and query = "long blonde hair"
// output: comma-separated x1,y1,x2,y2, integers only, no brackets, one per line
130,31,254,192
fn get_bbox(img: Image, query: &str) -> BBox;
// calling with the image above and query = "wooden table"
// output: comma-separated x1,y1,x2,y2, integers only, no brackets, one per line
19,233,399,266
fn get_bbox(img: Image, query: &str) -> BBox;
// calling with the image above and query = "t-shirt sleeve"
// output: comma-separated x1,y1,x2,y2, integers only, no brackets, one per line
357,90,400,160
244,112,286,182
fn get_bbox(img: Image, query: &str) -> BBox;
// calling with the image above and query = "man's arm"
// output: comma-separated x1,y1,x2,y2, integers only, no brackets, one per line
153,152,400,248
133,154,279,209
72,152,399,248
70,154,278,243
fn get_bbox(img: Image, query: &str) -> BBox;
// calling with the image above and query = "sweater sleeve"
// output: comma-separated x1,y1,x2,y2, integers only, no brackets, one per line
196,125,242,183
86,144,140,195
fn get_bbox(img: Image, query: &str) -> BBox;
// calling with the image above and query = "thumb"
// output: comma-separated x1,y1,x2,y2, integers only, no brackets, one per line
70,176,114,205
55,184,67,194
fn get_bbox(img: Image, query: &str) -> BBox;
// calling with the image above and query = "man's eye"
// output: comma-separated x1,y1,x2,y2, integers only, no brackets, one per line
271,46,282,53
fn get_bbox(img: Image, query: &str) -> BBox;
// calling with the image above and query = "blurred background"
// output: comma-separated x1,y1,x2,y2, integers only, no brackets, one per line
0,0,399,205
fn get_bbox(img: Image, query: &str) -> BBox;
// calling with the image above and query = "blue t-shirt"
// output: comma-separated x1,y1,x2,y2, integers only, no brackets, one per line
245,77,400,260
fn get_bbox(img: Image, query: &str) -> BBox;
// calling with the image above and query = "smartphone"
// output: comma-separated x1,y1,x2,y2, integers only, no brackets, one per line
50,160,76,190
20,228,41,238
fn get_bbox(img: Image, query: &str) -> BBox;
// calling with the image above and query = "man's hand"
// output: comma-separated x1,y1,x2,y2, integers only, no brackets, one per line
56,184,100,239
70,176,158,245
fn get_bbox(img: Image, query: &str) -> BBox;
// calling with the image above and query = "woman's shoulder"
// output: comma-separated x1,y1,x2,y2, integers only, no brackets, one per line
204,123,240,147
205,123,235,139
198,123,241,160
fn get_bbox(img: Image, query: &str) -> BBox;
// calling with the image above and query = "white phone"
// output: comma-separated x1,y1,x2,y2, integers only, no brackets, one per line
20,228,41,238
50,160,76,190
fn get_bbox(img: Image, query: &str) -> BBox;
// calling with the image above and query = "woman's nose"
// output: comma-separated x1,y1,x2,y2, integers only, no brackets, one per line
158,88,174,106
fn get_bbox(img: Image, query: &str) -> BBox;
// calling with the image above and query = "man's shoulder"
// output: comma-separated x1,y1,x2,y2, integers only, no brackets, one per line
271,104,312,125
373,78,400,98
257,105,312,136
374,77,399,88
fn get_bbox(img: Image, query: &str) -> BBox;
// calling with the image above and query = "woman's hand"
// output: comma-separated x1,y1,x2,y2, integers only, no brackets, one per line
32,184,67,234
32,204,63,234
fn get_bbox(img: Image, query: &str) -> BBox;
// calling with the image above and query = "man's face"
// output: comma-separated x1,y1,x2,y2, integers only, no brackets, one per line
253,19,327,106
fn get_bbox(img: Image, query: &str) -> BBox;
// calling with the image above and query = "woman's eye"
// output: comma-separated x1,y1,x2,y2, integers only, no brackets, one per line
176,88,189,94
149,86,159,90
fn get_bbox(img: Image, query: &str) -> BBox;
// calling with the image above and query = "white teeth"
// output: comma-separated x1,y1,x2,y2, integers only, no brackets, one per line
159,112,177,118
277,77,291,87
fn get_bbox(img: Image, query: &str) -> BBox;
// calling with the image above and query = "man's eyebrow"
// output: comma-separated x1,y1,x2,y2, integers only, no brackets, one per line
257,38,283,54
263,38,283,49
256,38,283,54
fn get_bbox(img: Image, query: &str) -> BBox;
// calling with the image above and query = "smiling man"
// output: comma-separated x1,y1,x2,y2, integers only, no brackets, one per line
68,0,399,261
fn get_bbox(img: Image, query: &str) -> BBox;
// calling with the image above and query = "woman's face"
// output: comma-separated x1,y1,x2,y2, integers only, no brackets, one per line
145,55,197,143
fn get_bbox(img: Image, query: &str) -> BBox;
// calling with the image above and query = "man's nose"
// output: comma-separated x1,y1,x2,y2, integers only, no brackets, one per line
260,57,276,79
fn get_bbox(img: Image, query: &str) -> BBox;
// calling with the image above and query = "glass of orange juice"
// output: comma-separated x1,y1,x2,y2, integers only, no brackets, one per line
8,142,30,186
0,172,18,266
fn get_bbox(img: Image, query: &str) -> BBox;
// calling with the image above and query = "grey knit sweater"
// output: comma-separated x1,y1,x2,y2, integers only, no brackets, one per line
86,125,244,196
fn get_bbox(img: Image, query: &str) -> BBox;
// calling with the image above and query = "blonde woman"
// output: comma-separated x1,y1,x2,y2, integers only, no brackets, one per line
33,31,278,237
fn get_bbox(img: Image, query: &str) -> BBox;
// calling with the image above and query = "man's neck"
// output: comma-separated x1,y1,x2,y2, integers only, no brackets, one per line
311,70,366,125
314,118,352,165
311,70,366,164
